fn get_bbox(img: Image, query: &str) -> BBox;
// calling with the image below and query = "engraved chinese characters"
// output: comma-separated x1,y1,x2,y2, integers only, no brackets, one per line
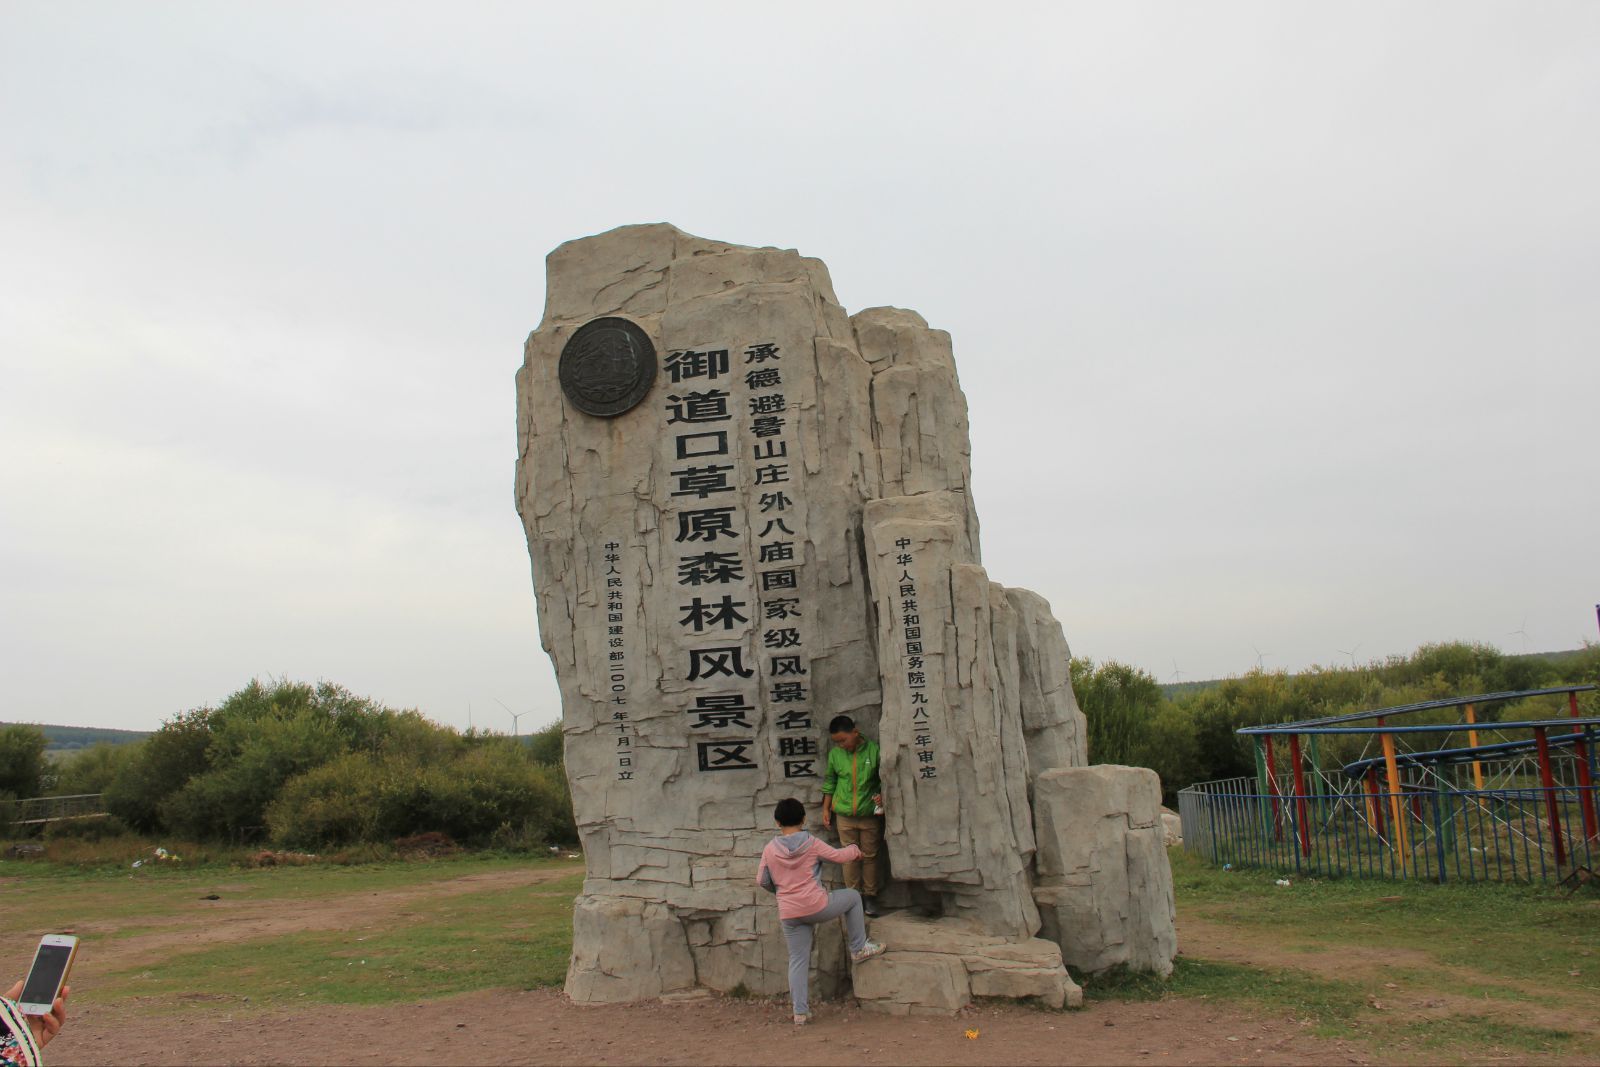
603,541,634,779
892,538,939,781
661,340,819,782
516,223,1177,1011
558,316,657,417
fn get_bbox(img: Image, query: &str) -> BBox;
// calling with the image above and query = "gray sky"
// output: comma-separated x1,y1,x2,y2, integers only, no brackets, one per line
4,3,1597,733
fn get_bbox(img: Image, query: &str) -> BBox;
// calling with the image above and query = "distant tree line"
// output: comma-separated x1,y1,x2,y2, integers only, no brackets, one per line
0,723,153,752
4,680,572,850
1074,641,1600,803
11,641,1596,845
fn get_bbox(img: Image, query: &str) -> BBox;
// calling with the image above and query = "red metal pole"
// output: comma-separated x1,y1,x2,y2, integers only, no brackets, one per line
1366,769,1387,840
1534,726,1567,867
1289,733,1311,858
1265,735,1283,842
1569,692,1598,841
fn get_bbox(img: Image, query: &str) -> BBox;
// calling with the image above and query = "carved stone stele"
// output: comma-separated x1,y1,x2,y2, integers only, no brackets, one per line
515,224,1175,1013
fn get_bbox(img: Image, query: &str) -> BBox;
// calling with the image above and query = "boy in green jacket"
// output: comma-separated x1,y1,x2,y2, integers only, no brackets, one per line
820,715,885,916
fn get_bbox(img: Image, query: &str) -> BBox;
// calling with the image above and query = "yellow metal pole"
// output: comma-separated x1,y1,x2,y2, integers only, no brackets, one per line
1379,720,1410,868
1465,703,1485,792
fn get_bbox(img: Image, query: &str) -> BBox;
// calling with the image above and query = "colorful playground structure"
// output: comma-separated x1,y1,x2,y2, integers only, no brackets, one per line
1178,684,1600,883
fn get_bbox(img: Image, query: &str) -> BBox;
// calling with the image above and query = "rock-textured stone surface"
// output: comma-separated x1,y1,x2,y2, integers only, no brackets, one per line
515,224,1175,1012
1161,808,1184,847
1032,766,1179,977
850,912,1081,1014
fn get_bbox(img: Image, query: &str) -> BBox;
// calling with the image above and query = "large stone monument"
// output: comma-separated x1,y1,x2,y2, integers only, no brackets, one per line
515,224,1176,1014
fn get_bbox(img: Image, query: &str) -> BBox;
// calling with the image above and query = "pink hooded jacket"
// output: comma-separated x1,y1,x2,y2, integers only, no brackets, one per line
756,831,862,920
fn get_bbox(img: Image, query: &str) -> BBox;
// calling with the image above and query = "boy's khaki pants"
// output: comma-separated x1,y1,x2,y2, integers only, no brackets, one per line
835,813,884,897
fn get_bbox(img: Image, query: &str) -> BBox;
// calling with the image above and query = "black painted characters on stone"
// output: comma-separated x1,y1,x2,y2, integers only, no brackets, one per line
665,389,731,424
685,645,755,681
687,693,756,731
678,595,750,633
665,348,730,383
603,540,633,782
674,507,740,543
670,464,737,499
677,551,745,587
895,536,939,779
674,430,730,460
697,739,758,772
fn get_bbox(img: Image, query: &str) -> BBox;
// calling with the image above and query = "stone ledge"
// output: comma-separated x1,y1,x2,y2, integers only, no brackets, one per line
850,912,1083,1015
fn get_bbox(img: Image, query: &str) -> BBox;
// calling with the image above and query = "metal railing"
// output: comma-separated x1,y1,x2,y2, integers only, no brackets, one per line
1177,685,1600,884
1180,776,1600,883
2,793,107,827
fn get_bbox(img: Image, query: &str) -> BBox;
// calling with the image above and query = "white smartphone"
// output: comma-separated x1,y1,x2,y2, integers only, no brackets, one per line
18,934,78,1016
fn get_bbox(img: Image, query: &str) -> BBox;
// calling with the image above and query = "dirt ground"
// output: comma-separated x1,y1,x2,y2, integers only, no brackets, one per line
24,860,1374,1067
27,860,1558,1067
51,988,1363,1067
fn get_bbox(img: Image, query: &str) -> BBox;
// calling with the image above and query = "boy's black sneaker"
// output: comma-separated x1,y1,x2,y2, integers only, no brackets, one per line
863,897,881,917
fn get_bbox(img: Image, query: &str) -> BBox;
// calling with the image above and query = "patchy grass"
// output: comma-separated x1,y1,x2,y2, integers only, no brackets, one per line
1392,1014,1578,1055
1170,848,1600,996
1078,959,1364,1035
1162,847,1600,1059
99,877,582,1007
0,855,576,949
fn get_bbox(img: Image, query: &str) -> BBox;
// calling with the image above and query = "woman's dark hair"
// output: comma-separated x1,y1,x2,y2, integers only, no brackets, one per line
828,715,856,734
773,798,806,827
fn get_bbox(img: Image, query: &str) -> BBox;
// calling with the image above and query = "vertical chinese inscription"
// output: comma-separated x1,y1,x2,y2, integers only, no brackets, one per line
743,342,818,782
660,338,823,782
604,540,633,781
895,537,939,780
664,347,760,775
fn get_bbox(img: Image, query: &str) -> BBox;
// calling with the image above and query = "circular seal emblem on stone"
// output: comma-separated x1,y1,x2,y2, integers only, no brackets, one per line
558,317,657,418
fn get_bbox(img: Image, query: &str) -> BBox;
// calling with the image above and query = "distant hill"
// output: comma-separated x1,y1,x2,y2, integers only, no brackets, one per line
0,722,152,751
1156,648,1589,701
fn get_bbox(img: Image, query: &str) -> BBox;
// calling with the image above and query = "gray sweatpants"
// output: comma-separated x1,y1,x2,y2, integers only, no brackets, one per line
781,888,868,1016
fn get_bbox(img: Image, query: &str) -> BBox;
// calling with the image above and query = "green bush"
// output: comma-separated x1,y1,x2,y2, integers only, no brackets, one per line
525,721,564,771
1072,658,1165,767
104,708,215,832
0,725,47,799
265,740,574,850
99,678,571,849
51,742,141,797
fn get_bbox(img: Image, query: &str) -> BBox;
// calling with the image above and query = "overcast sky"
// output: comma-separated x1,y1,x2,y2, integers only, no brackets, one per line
3,3,1597,734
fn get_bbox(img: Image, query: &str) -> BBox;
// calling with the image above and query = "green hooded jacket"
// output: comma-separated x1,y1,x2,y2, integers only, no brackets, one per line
822,737,881,818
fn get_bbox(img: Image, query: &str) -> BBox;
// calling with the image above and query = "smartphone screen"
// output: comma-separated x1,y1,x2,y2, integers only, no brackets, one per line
21,944,73,1007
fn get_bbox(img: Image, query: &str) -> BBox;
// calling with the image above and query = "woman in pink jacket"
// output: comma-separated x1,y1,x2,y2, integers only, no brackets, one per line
757,797,886,1024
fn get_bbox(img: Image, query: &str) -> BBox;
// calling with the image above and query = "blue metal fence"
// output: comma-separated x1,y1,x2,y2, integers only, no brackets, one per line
1179,775,1600,883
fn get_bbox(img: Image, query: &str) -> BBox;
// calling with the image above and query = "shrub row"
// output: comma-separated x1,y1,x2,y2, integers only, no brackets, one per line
46,679,573,850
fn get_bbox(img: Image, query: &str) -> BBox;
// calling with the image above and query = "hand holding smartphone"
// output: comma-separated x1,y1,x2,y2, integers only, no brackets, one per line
18,935,77,1017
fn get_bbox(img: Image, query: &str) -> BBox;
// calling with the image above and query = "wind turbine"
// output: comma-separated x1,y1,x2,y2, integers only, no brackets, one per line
1170,660,1185,684
496,698,531,737
1251,645,1271,671
1336,643,1362,669
1508,616,1529,655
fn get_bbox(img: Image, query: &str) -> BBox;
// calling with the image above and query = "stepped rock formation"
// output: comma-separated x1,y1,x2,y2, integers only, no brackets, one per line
515,224,1176,1014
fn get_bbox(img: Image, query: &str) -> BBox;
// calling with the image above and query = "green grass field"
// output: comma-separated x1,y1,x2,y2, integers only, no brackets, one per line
4,845,1598,1060
1091,850,1600,1057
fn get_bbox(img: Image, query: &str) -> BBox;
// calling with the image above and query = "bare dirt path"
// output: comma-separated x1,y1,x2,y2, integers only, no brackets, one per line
50,987,1362,1067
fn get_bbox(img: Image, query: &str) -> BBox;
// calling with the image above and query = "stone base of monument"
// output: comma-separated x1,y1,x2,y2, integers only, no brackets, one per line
851,913,1083,1015
1031,765,1179,978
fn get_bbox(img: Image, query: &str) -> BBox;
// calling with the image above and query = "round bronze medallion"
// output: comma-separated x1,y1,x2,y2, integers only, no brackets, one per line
558,317,657,417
